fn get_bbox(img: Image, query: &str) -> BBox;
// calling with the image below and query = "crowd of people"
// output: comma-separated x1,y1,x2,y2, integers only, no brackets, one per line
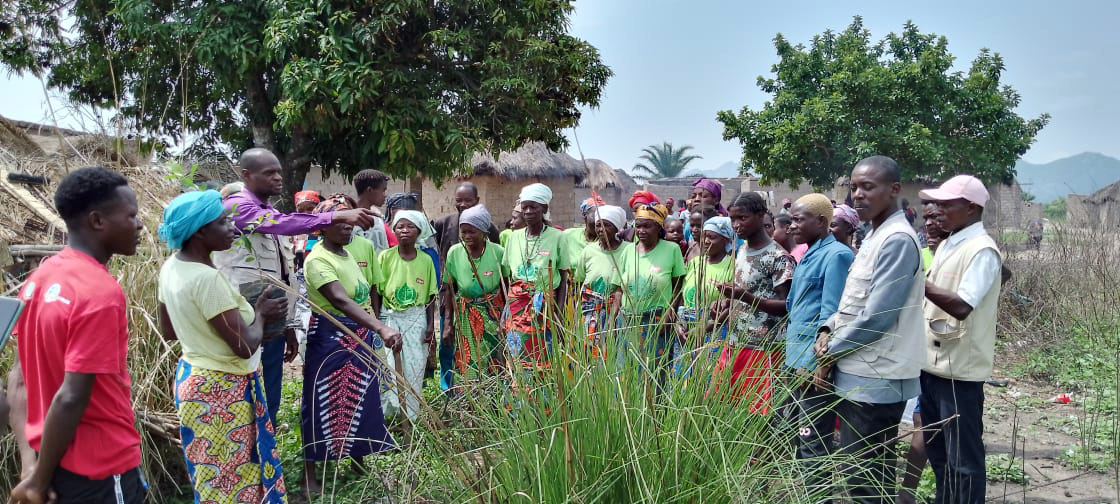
7,149,1004,504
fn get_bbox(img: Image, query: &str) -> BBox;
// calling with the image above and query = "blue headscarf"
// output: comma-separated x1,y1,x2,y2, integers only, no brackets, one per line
159,190,225,250
702,216,735,253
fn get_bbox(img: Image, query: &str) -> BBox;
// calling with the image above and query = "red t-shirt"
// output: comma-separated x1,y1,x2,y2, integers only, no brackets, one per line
15,248,141,479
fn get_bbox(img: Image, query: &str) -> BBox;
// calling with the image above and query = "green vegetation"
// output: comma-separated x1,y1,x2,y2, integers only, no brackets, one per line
1044,198,1068,221
986,454,1029,484
631,142,704,182
718,17,1049,188
0,0,611,209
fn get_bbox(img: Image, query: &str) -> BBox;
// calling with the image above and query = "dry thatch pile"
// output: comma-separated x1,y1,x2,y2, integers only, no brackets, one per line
471,141,586,180
0,115,176,245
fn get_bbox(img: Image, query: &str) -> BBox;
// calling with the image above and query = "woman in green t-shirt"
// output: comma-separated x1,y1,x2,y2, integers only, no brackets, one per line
379,210,439,421
574,204,630,355
675,216,736,371
503,183,570,365
301,194,402,494
440,205,506,381
613,203,685,367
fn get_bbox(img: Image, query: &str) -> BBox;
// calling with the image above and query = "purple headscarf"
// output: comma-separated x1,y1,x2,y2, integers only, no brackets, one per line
833,204,860,229
691,177,728,216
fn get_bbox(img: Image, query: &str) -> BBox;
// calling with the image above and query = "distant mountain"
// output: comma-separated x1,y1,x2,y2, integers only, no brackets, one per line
697,160,745,178
1015,152,1120,203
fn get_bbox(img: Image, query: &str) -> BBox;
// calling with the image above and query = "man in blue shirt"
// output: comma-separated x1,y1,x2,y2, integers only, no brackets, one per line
784,193,855,500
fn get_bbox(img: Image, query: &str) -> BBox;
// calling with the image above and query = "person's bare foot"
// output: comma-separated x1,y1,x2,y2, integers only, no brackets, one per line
304,461,323,499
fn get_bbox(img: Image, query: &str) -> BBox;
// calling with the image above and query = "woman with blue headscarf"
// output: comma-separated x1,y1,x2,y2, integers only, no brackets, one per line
674,216,736,373
157,190,289,503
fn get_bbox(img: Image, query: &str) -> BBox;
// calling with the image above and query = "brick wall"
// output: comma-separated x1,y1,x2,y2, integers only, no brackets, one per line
303,167,590,228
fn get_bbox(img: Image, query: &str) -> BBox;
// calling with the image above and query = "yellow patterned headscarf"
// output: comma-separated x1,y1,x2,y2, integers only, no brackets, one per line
633,203,670,227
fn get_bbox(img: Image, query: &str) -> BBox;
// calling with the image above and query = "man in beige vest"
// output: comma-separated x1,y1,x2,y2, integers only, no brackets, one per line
918,175,1002,504
814,156,925,504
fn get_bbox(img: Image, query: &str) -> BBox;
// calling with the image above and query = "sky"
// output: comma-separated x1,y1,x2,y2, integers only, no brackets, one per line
2,0,1118,174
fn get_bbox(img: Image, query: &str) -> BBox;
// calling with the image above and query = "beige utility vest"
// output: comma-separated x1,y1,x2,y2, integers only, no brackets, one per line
830,211,926,380
213,231,297,328
923,233,1000,381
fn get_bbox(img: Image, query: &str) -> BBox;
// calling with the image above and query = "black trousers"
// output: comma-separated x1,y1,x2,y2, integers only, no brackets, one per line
919,372,986,504
791,384,838,502
835,398,906,504
52,466,147,504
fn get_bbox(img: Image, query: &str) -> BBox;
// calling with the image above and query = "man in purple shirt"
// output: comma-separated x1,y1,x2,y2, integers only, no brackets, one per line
216,148,374,424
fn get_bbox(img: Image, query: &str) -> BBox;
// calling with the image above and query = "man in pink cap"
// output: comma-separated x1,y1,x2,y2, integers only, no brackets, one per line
917,174,1002,504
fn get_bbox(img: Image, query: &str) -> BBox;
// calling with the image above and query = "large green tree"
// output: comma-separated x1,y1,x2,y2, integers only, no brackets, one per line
717,17,1048,188
1,0,610,208
631,142,702,182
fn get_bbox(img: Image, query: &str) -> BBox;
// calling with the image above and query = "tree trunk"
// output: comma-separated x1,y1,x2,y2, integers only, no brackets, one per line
280,125,314,213
409,174,424,211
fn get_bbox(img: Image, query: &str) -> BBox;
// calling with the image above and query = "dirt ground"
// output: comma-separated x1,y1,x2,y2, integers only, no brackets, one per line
982,366,1118,503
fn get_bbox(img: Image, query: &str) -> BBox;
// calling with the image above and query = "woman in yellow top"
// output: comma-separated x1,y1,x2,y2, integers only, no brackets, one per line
379,210,439,421
301,194,402,495
157,190,290,503
674,216,736,373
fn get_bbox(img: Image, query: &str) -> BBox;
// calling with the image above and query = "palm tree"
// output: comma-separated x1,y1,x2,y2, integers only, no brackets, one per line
631,142,703,182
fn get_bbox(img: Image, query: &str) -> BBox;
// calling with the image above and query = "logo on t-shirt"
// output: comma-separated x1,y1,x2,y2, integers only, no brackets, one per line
416,278,425,285
44,284,71,305
649,266,662,273
537,250,551,257
21,282,35,301
357,261,368,268
482,271,494,277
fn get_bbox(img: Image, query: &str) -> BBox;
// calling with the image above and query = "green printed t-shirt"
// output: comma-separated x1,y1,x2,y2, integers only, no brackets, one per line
921,246,934,273
575,241,632,296
682,255,735,310
562,227,592,268
378,247,438,312
305,243,372,316
504,226,570,290
444,242,505,299
344,235,384,289
614,239,686,313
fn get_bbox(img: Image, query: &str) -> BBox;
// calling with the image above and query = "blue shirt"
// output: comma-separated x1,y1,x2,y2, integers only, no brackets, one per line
784,234,854,370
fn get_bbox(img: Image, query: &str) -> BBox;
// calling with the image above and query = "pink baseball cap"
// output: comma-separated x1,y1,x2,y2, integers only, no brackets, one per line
919,175,989,207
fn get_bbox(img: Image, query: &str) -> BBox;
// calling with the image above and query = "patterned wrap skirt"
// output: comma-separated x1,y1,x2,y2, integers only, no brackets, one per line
380,305,430,421
302,313,394,461
504,280,551,363
174,360,286,503
580,286,610,358
453,292,504,379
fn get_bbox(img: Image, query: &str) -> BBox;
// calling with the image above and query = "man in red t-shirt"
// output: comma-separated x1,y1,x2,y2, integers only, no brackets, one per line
10,167,146,504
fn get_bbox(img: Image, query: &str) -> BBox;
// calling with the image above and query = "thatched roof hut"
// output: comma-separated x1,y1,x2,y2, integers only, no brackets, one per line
470,142,586,180
0,115,177,247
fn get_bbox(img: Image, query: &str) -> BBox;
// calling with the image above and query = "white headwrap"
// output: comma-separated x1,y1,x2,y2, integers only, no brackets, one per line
459,204,491,233
391,210,435,242
593,205,626,232
518,183,553,205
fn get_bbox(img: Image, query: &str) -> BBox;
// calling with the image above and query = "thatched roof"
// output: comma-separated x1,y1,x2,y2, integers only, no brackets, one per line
471,142,586,180
0,115,175,245
1086,180,1120,205
576,159,629,189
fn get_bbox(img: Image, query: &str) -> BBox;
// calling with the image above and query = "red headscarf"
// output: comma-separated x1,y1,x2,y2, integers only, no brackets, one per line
628,190,660,210
294,190,321,207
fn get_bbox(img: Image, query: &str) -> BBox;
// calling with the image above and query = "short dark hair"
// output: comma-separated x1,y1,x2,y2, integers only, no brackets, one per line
354,169,389,194
54,166,129,223
774,214,792,227
728,191,767,215
855,155,901,183
691,204,719,220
